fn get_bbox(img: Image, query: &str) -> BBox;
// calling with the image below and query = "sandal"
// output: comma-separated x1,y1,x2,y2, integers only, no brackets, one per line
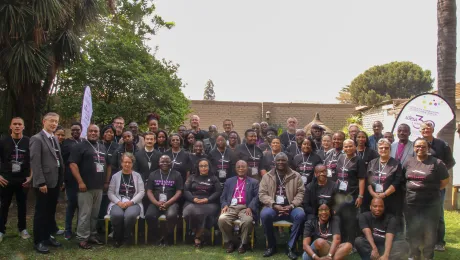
78,241,92,250
194,237,202,249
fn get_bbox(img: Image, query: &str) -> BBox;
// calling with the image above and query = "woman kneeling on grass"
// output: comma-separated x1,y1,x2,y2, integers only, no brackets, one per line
302,203,352,260
108,153,145,248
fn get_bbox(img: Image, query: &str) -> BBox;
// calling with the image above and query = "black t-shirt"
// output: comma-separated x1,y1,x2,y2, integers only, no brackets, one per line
280,131,296,149
62,138,83,187
308,136,323,153
189,153,208,175
286,143,302,160
303,216,341,242
429,138,456,169
164,149,192,183
147,169,184,202
68,140,108,190
293,152,323,186
403,156,449,205
0,136,30,182
134,148,162,182
208,148,236,186
235,144,264,179
303,180,338,216
262,151,277,172
367,157,402,195
184,174,221,201
191,129,209,141
357,148,379,166
336,154,366,195
119,173,135,200
358,212,397,245
323,149,342,182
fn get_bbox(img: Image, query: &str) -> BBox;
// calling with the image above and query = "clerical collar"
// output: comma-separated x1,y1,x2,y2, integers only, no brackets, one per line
145,147,154,152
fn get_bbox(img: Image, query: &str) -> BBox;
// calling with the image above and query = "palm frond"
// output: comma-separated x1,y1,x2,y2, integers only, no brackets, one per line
0,2,33,45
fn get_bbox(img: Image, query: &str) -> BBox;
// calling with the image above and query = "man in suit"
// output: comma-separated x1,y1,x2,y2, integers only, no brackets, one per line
218,160,259,254
30,112,65,254
390,124,414,166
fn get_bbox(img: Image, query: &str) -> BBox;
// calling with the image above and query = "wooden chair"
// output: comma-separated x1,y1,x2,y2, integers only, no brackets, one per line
220,219,255,249
144,214,177,244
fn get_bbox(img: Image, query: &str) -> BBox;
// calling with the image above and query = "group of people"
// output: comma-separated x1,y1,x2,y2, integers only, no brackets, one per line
0,113,454,260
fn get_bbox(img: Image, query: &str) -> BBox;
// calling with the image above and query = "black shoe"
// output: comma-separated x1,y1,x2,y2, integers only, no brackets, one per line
238,243,247,254
226,242,235,253
263,247,277,257
45,237,62,247
114,240,123,248
34,242,50,254
285,247,298,260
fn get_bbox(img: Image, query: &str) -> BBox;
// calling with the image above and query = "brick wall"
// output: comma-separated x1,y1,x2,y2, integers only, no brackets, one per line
185,100,356,135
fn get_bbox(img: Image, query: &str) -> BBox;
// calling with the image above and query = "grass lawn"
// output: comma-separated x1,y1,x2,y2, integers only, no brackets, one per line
0,197,459,259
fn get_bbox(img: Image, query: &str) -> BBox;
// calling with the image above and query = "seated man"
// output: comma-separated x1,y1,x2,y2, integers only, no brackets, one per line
145,155,183,246
302,203,352,260
303,164,338,221
218,160,259,254
259,152,305,259
355,198,409,260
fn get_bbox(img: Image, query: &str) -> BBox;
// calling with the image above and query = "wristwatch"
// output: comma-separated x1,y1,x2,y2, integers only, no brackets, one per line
328,253,333,257
358,194,364,199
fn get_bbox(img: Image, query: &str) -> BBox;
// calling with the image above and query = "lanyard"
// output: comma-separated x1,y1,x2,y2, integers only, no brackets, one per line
294,144,301,156
12,137,23,163
275,170,287,195
341,156,354,180
106,141,113,154
245,144,257,159
145,148,155,162
357,148,366,159
218,148,227,170
73,138,82,144
86,140,101,164
121,174,133,197
318,221,330,237
171,150,181,162
160,169,171,193
325,150,340,165
378,160,387,184
302,153,311,173
233,179,246,198
157,147,166,153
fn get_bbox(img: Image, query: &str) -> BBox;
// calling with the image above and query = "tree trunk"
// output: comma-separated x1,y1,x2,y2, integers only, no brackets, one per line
437,0,457,210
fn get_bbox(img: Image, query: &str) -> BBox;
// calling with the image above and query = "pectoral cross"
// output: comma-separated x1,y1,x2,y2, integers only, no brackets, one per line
237,194,243,202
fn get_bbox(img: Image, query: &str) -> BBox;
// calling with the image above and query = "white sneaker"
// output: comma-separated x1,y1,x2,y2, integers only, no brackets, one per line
0,232,4,243
19,229,30,239
108,232,113,238
55,229,65,235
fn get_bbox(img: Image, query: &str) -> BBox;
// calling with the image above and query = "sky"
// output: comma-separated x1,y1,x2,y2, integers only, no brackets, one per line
148,0,460,104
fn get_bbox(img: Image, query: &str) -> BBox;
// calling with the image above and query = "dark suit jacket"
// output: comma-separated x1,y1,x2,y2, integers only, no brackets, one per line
220,176,259,221
134,149,162,182
30,130,64,188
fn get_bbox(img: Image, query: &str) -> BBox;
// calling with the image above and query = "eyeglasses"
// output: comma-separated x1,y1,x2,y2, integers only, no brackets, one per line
414,146,427,149
199,165,209,168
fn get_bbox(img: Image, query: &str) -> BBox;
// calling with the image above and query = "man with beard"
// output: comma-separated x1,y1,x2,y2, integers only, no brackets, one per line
280,118,299,148
112,116,125,144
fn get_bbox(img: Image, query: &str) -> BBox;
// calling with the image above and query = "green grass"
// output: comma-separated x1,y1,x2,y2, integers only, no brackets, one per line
0,202,459,259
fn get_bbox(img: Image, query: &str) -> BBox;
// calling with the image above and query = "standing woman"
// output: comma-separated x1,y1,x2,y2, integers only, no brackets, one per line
403,138,449,260
164,134,191,183
261,136,282,174
227,131,240,152
293,139,322,187
316,134,332,161
154,130,169,154
208,134,236,187
147,113,160,135
364,138,403,220
184,132,196,152
183,158,221,248
55,126,66,145
189,140,207,176
354,131,378,166
107,153,145,247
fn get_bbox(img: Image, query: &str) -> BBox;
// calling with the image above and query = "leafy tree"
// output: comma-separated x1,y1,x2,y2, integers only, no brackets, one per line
203,79,216,100
336,86,354,104
53,0,188,130
348,61,434,106
0,0,109,135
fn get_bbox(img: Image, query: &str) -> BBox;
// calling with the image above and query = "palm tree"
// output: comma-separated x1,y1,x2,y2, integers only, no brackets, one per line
0,0,106,135
437,0,456,210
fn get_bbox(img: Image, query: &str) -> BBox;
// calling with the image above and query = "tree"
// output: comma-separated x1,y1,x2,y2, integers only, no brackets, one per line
437,0,456,209
52,0,188,130
0,0,110,135
336,86,354,104
347,61,434,106
203,79,216,100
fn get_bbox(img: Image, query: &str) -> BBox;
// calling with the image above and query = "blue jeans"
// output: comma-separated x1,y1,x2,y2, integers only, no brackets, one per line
302,241,318,260
65,186,78,232
261,206,305,249
437,188,446,245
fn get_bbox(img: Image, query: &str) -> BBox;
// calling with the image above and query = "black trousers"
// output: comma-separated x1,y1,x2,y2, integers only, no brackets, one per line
0,181,28,233
33,187,60,244
405,204,440,259
355,236,409,260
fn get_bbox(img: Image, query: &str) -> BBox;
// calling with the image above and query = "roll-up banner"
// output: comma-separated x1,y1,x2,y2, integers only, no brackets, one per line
391,93,455,142
80,86,93,138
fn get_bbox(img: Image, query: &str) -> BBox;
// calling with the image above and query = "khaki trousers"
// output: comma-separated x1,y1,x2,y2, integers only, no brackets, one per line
218,204,253,244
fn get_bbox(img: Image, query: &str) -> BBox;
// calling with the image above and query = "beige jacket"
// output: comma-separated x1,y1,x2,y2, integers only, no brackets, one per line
258,167,305,208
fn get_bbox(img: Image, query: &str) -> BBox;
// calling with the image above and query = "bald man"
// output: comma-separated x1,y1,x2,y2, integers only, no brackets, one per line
355,198,409,260
189,115,209,141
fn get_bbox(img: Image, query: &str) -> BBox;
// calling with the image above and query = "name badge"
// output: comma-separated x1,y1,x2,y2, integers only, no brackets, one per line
375,184,384,193
121,197,130,203
57,159,60,168
219,170,227,178
301,175,308,184
12,162,21,173
159,193,167,202
275,195,285,204
231,198,238,206
327,169,333,177
251,167,258,176
339,180,348,191
96,163,104,173
148,162,151,169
